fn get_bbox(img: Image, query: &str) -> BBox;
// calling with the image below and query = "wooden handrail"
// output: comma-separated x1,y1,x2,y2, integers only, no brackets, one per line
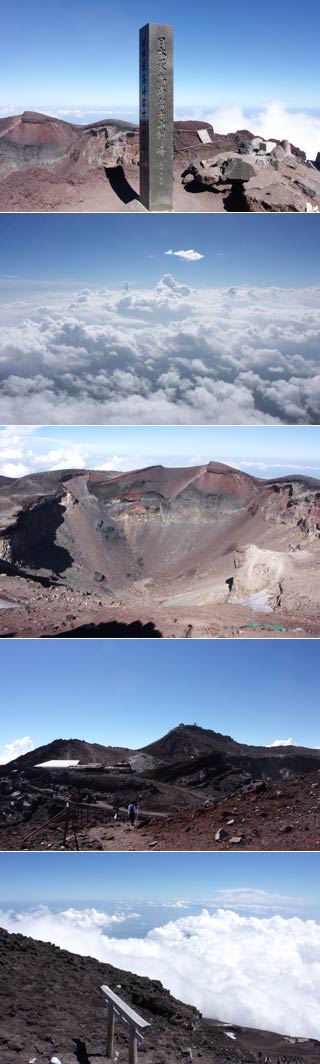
101,984,150,1064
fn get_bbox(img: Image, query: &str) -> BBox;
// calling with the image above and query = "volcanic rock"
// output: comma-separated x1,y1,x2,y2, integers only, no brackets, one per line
1,725,320,851
0,111,317,212
182,151,320,211
182,152,257,188
1,927,320,1063
1,463,320,638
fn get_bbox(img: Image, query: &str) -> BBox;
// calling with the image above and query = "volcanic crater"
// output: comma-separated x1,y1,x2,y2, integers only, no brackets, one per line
0,462,320,638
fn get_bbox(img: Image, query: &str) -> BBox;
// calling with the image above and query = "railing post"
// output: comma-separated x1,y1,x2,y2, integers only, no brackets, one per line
106,1002,115,1058
128,1026,138,1064
63,801,70,846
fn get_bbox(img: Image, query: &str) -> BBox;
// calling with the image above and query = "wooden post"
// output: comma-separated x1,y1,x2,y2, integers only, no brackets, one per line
106,1002,115,1058
129,1026,138,1064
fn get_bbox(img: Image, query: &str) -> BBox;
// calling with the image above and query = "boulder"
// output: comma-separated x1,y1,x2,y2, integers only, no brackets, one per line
182,152,257,189
182,149,320,211
244,155,320,211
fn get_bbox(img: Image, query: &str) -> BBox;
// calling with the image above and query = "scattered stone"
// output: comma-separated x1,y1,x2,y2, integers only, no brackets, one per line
248,781,267,795
229,836,243,845
215,828,229,841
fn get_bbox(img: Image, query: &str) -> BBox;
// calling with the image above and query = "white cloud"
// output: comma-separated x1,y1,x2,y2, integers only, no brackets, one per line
194,101,320,159
161,900,191,909
164,250,204,262
267,737,295,748
55,907,141,928
210,888,303,911
0,280,319,428
0,736,33,765
1,907,320,1040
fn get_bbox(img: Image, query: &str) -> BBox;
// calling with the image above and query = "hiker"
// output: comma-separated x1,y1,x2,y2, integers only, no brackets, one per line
128,801,137,827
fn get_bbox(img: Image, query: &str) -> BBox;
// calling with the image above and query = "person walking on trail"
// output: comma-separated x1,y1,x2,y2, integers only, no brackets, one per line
128,801,137,827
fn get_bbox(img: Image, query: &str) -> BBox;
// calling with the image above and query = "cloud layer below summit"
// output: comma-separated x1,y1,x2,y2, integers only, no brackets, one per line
1,905,320,1039
0,276,319,426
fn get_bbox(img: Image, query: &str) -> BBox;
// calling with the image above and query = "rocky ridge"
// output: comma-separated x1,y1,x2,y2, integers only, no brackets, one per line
1,726,320,851
0,113,319,211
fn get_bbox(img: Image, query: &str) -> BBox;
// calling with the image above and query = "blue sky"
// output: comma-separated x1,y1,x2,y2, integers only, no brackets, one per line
0,852,318,906
1,0,319,113
1,426,320,479
1,214,319,292
2,853,319,1039
1,219,319,428
1,640,320,758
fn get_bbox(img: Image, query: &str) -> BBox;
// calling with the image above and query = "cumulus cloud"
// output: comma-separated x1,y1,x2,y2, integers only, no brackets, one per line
267,737,295,748
164,250,204,261
0,279,319,425
196,101,320,160
55,907,141,928
0,736,33,764
1,907,320,1040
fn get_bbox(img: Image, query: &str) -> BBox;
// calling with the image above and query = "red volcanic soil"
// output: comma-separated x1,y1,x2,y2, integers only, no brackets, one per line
1,463,320,638
0,113,226,213
0,111,315,212
131,771,320,852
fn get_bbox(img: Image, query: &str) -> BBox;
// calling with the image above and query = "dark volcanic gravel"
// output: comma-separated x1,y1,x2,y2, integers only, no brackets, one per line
0,928,319,1064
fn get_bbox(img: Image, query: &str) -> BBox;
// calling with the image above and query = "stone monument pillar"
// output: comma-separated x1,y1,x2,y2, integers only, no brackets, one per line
139,23,174,211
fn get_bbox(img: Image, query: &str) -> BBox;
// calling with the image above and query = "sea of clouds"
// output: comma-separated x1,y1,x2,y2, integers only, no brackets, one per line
2,101,317,158
202,102,320,162
2,905,320,1039
0,276,320,426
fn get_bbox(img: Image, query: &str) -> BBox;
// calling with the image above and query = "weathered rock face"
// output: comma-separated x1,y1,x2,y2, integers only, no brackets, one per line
0,111,139,180
245,154,320,211
229,544,284,604
182,150,320,211
0,464,320,640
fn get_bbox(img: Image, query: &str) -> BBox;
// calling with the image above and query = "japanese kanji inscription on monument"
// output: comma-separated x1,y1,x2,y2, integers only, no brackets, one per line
139,23,173,211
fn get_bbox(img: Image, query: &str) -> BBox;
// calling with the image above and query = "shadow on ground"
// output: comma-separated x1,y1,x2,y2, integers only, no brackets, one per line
105,165,139,204
53,620,163,637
